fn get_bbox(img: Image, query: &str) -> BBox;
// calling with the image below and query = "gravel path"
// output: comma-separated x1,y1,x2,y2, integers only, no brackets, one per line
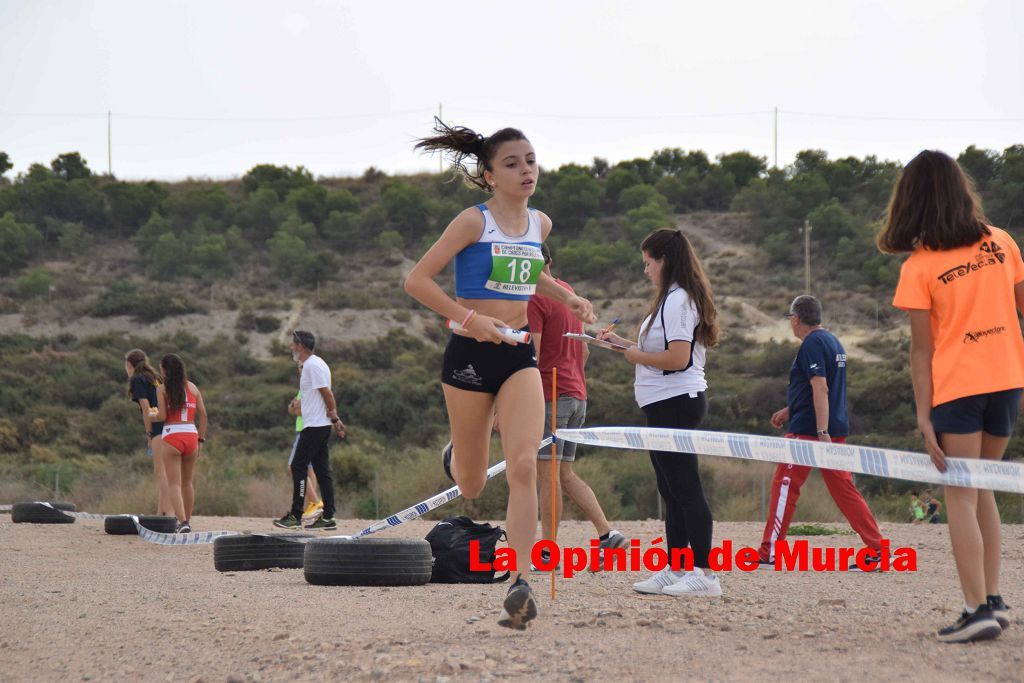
2,516,1022,682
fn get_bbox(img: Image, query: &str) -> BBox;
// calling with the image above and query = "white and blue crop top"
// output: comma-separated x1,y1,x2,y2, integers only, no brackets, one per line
454,204,545,301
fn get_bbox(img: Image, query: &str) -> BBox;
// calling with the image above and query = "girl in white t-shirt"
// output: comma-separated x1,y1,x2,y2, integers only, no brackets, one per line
599,228,722,597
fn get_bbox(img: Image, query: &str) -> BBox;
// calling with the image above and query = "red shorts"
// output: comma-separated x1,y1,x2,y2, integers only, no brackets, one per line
163,432,199,457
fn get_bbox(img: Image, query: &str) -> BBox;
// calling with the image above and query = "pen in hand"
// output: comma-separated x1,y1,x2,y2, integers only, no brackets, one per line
601,317,621,335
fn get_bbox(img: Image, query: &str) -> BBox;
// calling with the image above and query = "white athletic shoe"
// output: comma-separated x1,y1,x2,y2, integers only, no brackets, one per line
632,567,683,594
662,569,723,597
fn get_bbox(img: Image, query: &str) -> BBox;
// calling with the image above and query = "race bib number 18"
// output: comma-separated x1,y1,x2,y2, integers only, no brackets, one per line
485,243,544,295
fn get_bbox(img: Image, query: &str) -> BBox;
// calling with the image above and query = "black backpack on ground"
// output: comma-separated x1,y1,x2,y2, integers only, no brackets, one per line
425,516,510,583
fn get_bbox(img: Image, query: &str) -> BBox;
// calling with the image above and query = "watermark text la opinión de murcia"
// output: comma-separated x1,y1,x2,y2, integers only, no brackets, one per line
469,538,917,578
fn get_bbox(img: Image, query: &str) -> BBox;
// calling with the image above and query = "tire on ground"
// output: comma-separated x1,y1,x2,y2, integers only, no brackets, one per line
303,537,433,586
214,534,314,571
103,515,178,535
11,502,76,524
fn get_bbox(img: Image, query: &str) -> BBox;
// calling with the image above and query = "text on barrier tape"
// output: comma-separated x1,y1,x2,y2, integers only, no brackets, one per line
336,436,554,539
556,427,1024,494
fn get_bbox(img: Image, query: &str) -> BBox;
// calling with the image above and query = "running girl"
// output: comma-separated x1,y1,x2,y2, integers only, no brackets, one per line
153,353,208,534
404,120,595,630
598,228,722,597
880,149,1020,643
124,349,169,516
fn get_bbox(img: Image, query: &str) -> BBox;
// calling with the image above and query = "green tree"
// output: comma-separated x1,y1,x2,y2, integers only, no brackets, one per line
278,213,316,241
57,221,89,256
604,167,643,203
957,146,998,189
807,199,858,245
235,187,283,239
286,184,328,225
149,231,191,279
325,189,360,214
0,212,42,274
17,268,53,299
322,210,361,247
548,171,603,233
0,152,12,181
16,174,106,228
164,184,231,227
192,233,232,278
104,181,166,232
134,212,173,257
618,184,668,212
376,230,404,252
241,164,314,199
381,180,431,242
268,229,314,278
623,201,673,242
717,151,766,188
50,152,91,181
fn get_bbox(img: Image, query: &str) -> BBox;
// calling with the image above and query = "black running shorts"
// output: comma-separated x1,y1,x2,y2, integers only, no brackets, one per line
442,329,537,395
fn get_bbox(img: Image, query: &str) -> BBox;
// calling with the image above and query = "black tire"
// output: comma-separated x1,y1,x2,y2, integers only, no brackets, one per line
103,515,178,535
51,502,76,511
11,502,75,524
214,534,314,571
303,537,433,586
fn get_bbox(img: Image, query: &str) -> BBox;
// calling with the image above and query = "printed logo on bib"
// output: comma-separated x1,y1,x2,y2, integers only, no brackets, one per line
485,243,544,295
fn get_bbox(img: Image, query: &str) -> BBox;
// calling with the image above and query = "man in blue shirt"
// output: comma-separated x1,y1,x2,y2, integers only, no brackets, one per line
756,295,883,568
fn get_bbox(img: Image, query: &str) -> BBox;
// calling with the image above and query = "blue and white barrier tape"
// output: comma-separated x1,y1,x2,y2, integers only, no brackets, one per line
342,436,555,539
130,516,239,545
557,427,1024,494
8,435,557,543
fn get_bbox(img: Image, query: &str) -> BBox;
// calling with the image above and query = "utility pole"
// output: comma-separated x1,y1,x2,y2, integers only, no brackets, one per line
803,219,812,293
773,107,778,169
107,110,112,176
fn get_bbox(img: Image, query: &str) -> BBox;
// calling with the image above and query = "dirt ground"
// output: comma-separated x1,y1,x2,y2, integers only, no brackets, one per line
2,515,1022,682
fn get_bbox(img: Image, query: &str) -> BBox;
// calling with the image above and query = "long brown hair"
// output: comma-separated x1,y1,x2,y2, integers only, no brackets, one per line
639,228,720,348
160,353,189,414
414,118,529,192
877,149,990,253
125,348,160,397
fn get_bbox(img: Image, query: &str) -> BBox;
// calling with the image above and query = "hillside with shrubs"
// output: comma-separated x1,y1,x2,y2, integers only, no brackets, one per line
0,143,1022,523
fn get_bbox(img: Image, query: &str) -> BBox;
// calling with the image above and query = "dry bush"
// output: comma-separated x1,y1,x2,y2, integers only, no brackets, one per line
239,477,291,517
88,473,160,515
0,476,54,505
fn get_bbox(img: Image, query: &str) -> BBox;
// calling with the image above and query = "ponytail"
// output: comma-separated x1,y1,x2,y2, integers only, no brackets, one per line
415,118,528,191
160,353,188,415
125,348,160,397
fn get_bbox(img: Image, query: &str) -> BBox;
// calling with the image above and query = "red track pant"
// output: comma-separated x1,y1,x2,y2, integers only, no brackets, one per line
758,434,883,561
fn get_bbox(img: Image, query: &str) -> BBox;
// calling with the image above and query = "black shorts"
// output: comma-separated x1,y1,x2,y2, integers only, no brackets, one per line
931,388,1023,437
442,329,537,395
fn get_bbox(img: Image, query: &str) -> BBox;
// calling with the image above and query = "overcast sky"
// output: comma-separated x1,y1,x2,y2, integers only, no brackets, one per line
2,0,1022,181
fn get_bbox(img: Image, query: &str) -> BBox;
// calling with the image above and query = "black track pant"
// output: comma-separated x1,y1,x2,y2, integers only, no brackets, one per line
641,392,713,568
290,425,336,519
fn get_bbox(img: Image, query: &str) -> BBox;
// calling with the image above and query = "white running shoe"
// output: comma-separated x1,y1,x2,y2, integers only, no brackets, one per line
632,567,683,594
662,569,723,597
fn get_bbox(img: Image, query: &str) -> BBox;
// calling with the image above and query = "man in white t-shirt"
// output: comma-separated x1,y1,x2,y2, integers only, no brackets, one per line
274,330,347,530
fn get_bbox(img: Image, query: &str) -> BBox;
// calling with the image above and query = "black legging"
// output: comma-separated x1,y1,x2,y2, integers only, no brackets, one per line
641,392,712,568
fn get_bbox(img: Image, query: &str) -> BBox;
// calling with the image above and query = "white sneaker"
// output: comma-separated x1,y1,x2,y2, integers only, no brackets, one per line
632,567,683,594
662,569,723,597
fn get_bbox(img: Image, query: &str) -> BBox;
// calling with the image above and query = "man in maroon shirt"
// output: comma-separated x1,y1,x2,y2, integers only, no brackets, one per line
527,245,628,565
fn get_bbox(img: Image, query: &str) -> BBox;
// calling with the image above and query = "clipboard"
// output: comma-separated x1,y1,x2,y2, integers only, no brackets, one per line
563,332,630,351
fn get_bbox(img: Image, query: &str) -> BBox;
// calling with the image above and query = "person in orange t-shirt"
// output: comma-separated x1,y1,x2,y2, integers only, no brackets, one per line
880,149,1022,644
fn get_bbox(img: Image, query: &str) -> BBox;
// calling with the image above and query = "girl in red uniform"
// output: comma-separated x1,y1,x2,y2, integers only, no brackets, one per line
153,354,208,534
